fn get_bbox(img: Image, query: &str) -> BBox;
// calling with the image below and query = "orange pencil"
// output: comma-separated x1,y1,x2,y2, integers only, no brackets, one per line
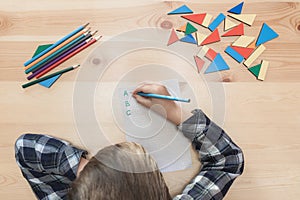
24,28,90,70
35,36,101,79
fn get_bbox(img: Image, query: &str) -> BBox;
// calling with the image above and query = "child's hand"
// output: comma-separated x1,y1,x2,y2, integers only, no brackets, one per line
132,82,182,125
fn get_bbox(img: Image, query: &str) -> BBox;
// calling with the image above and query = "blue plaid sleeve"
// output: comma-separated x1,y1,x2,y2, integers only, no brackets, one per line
15,134,87,200
174,109,244,200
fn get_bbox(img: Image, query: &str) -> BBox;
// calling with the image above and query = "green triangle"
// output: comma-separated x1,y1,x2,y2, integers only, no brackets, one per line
32,44,53,57
248,63,262,78
185,22,197,35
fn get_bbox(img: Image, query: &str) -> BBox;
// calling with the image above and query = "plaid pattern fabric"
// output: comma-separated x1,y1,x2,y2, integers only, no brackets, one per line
15,109,243,200
15,134,87,200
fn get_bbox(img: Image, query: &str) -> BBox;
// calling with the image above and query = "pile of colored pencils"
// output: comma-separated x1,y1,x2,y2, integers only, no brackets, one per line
22,23,101,88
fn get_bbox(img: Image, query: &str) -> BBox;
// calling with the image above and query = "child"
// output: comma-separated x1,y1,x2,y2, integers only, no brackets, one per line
15,82,244,200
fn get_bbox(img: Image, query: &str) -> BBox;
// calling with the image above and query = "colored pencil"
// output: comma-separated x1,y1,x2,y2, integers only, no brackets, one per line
24,27,89,71
137,92,190,103
22,65,80,88
35,36,101,79
25,30,97,74
24,23,89,66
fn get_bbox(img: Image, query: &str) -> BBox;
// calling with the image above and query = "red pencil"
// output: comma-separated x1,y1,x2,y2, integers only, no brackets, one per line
35,36,101,79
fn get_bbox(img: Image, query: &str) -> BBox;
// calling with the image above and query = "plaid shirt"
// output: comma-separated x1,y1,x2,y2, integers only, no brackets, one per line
15,109,244,200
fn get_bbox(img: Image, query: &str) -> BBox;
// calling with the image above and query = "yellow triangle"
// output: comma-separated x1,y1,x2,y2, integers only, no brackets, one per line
202,14,212,28
224,18,238,31
228,14,256,26
176,31,185,39
195,32,207,46
232,36,256,47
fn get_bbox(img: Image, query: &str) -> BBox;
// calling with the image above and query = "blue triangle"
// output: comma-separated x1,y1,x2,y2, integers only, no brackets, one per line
228,2,244,14
205,54,230,74
38,74,61,88
168,5,193,15
180,34,197,44
256,23,279,46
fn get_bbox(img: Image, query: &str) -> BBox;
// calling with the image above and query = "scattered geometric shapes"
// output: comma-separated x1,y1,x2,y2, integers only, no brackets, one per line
258,60,269,81
231,46,254,59
205,53,230,74
181,13,206,25
167,28,180,46
202,14,213,28
225,46,244,63
176,24,187,33
195,32,207,46
256,23,279,46
205,48,218,61
39,74,61,88
197,46,210,58
201,29,221,46
194,56,205,72
208,13,226,31
248,63,262,78
232,36,256,47
185,22,198,35
228,2,244,14
224,18,238,31
222,23,244,37
168,5,193,15
228,14,256,26
180,34,197,44
244,45,266,67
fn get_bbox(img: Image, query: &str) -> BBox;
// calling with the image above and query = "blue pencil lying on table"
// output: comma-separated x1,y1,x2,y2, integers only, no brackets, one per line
136,92,190,103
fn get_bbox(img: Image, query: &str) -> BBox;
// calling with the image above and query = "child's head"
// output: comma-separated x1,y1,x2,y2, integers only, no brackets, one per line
68,142,171,200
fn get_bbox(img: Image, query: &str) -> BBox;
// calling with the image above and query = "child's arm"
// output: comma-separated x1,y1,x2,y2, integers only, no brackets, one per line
133,83,244,200
15,133,87,199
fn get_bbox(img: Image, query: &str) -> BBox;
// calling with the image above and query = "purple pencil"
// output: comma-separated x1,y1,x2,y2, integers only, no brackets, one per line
27,40,87,80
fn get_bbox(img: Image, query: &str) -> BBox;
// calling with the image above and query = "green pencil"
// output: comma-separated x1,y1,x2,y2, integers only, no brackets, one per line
22,64,80,88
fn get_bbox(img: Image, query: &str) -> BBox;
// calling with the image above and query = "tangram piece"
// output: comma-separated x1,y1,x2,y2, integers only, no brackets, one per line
224,18,238,31
228,14,256,26
222,23,244,37
202,14,213,28
180,34,197,44
39,74,62,88
232,36,255,47
167,28,180,46
197,46,210,58
244,45,266,67
258,60,269,81
181,13,206,25
208,13,226,31
195,32,207,46
256,23,279,46
248,63,262,78
247,41,256,49
194,56,205,72
176,31,186,39
225,46,244,63
205,53,230,74
205,48,217,61
176,24,187,33
228,2,244,14
185,22,198,35
201,29,220,46
168,5,193,15
231,46,254,59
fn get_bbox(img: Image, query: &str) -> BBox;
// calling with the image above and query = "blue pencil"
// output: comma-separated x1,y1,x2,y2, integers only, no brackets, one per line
24,23,89,66
137,92,190,103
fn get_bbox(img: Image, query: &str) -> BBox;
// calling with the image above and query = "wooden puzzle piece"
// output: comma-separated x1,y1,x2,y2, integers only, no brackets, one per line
205,48,217,61
208,13,226,31
228,2,244,14
185,22,198,35
247,41,256,49
225,46,244,63
181,13,206,25
180,34,197,44
167,28,180,46
222,23,244,37
202,14,213,28
248,63,262,78
228,14,256,26
244,45,266,67
205,53,230,74
197,46,210,58
201,29,220,46
232,36,255,47
176,24,187,33
256,23,279,46
195,32,207,46
168,5,193,15
224,18,238,31
194,56,205,72
231,46,254,59
258,60,269,81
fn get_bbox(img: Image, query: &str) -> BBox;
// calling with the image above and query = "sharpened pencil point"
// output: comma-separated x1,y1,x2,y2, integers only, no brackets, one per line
95,35,102,40
91,30,98,36
83,23,90,28
73,64,80,69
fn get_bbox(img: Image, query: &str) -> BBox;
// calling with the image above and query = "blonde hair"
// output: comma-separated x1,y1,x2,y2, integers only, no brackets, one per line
68,142,171,200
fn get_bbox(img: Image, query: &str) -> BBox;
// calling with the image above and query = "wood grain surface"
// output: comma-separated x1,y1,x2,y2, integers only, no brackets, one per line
0,0,299,199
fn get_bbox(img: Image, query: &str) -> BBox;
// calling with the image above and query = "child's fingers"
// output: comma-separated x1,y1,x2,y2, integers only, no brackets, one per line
133,93,151,107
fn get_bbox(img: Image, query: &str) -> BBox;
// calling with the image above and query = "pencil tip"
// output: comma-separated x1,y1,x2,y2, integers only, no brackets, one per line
73,64,80,69
91,30,98,36
95,35,102,40
83,23,90,28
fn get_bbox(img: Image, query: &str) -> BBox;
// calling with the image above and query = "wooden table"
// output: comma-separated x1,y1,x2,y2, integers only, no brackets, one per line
0,0,299,199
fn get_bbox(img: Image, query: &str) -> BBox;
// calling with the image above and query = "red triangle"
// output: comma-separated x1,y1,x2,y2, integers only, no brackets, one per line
205,48,217,61
181,13,206,25
222,23,244,37
201,29,220,46
194,56,205,72
231,46,254,59
167,28,179,46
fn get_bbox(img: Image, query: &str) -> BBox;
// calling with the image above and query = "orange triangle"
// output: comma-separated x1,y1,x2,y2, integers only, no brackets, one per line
194,56,205,72
247,41,256,49
181,13,206,25
231,46,254,59
201,29,220,46
167,28,179,46
176,24,187,32
222,24,244,37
